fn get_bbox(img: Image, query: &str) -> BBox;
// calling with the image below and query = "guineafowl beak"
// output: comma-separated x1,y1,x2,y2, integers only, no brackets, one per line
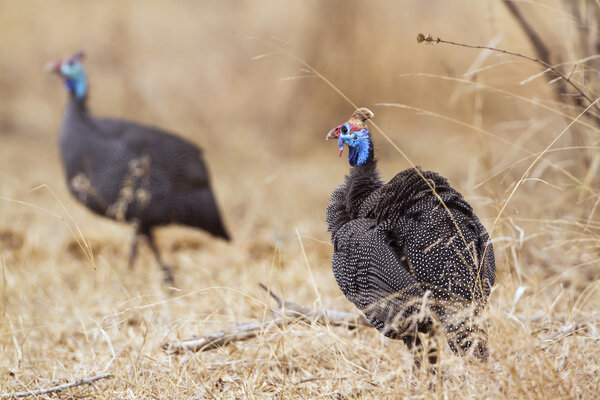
44,59,62,75
326,127,344,156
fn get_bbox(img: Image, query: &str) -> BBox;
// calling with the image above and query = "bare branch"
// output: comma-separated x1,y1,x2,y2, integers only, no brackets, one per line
258,283,371,328
1,373,113,399
163,318,286,354
501,0,588,114
162,284,371,354
259,282,284,308
502,0,551,63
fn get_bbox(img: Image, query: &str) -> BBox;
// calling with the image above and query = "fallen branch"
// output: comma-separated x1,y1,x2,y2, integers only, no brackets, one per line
258,283,370,328
162,284,371,354
1,373,113,399
163,318,287,354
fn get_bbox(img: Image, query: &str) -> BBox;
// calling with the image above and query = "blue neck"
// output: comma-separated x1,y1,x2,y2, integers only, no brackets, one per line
348,137,371,166
65,75,87,100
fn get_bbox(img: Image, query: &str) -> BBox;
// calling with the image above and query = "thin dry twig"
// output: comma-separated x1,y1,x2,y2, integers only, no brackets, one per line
162,284,370,354
293,377,321,385
416,33,600,113
541,323,587,344
1,373,113,399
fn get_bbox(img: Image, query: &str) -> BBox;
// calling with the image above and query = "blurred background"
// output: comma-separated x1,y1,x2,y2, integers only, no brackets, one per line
1,1,599,396
2,0,589,241
2,0,598,267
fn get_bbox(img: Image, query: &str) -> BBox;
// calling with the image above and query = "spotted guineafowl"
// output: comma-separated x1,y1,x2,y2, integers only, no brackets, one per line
325,108,495,364
46,52,230,284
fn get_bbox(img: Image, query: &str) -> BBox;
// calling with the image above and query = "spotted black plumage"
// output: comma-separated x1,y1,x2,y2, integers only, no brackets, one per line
326,108,495,363
48,53,229,283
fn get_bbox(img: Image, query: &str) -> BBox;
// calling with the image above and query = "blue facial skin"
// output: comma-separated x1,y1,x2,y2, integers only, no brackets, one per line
61,60,87,99
338,124,371,166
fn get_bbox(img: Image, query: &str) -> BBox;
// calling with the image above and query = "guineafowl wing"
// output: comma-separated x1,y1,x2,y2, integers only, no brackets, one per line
388,204,495,357
332,218,426,337
374,168,495,303
92,118,229,237
97,118,210,191
376,170,495,357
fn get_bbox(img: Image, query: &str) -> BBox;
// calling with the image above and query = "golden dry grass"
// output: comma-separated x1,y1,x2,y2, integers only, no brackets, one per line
1,1,600,398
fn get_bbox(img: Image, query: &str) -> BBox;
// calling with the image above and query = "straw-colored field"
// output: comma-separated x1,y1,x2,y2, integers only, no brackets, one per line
1,1,599,398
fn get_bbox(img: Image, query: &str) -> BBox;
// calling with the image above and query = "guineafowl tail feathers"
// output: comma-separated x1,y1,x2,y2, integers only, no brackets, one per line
184,189,230,241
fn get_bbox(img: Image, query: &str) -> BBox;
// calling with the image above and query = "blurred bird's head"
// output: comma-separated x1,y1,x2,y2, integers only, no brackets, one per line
326,108,374,166
45,52,87,100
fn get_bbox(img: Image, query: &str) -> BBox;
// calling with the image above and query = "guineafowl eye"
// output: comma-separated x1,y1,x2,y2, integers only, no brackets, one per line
341,124,350,134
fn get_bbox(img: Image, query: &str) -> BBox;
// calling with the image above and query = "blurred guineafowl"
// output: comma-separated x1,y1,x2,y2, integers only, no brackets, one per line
325,108,495,364
46,52,230,284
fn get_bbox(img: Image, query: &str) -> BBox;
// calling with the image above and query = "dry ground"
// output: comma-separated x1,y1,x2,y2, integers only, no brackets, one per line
1,1,600,398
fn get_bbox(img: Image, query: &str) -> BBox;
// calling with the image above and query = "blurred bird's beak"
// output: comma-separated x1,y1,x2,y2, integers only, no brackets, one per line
326,129,337,140
44,60,62,74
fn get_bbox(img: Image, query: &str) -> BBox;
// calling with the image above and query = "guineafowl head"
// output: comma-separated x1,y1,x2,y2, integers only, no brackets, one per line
326,108,374,166
45,52,87,100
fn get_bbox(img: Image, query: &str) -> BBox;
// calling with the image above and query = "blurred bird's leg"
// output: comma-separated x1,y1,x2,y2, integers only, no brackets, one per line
129,227,141,270
145,229,175,285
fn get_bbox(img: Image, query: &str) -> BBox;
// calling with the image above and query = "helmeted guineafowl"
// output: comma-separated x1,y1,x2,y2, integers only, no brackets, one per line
46,52,230,284
325,108,495,364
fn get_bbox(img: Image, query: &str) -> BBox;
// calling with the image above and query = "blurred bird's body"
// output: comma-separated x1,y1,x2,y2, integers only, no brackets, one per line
326,108,495,365
48,52,229,283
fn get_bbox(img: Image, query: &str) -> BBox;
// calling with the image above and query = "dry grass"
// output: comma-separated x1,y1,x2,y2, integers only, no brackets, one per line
1,1,600,398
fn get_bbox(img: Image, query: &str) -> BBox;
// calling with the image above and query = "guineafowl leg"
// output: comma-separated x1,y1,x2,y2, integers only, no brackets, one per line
401,320,438,368
129,231,141,270
446,319,489,361
402,333,425,368
145,229,174,285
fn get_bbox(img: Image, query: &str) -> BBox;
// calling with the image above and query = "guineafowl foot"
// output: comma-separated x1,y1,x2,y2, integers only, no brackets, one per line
144,228,176,285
